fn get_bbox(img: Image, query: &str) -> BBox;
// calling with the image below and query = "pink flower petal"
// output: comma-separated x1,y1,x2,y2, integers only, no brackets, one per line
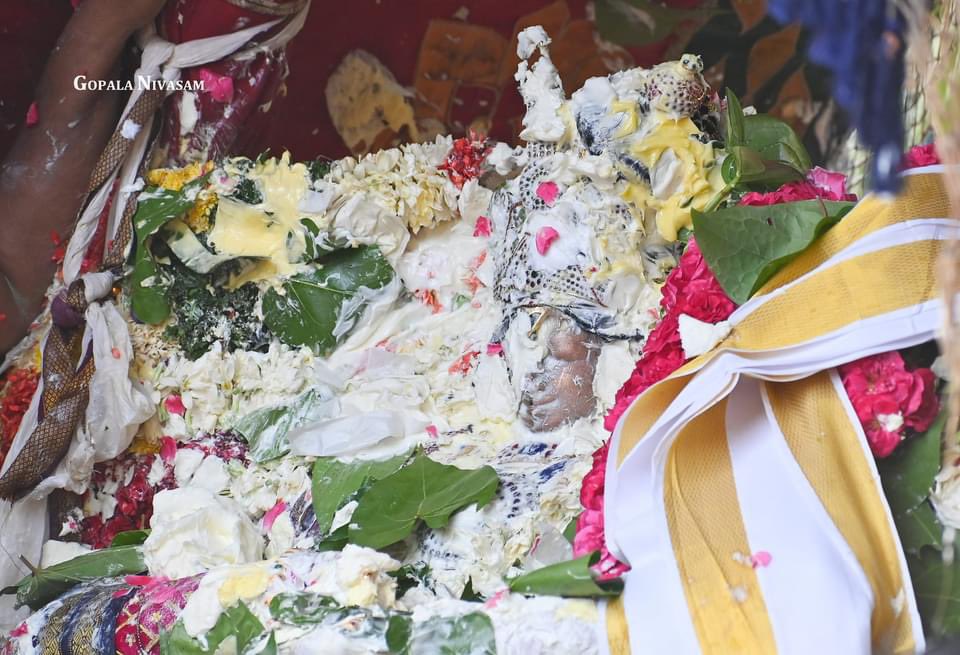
198,69,235,103
486,343,503,356
483,589,509,609
750,551,773,568
25,102,39,127
124,575,155,587
164,394,186,416
536,181,559,206
426,424,439,439
535,226,560,255
473,216,492,237
160,436,177,465
262,500,287,532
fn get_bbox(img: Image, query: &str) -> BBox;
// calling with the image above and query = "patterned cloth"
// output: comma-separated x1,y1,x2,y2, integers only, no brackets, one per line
26,582,133,655
114,577,201,655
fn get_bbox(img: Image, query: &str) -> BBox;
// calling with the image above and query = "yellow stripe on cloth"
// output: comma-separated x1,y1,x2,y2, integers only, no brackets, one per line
726,238,941,352
766,373,916,653
606,596,632,655
664,400,778,653
752,173,949,299
616,237,943,468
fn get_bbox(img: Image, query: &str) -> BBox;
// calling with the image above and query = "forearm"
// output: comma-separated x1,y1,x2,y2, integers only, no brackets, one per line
0,3,153,354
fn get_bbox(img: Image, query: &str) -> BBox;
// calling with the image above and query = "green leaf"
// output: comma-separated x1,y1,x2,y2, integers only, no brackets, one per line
130,174,210,324
724,88,745,147
508,552,624,598
312,453,410,536
742,114,812,173
879,411,947,554
880,411,946,516
563,514,580,544
1,545,145,610
262,246,394,354
692,200,855,304
401,613,497,655
386,615,413,653
160,602,265,655
348,453,499,550
595,0,722,46
897,502,943,555
269,592,345,625
235,389,336,462
723,146,805,189
110,529,150,548
908,547,960,637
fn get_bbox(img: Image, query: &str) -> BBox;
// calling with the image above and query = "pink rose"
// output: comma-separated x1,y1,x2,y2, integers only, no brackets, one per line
906,368,939,432
198,68,235,103
739,168,856,206
902,143,940,169
839,351,940,458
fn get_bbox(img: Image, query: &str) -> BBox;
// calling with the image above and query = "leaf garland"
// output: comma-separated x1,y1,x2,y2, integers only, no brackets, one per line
692,199,855,304
261,246,394,354
347,453,499,550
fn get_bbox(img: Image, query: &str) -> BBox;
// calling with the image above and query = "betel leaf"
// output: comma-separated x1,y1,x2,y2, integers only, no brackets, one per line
262,246,394,354
721,146,804,189
235,389,336,462
879,410,947,554
742,114,812,173
348,453,499,550
130,174,210,324
392,613,497,655
110,529,150,548
508,552,624,598
897,502,943,555
880,411,946,517
386,615,413,653
1,545,145,610
160,602,266,655
692,199,855,304
724,87,745,148
311,453,410,536
908,547,960,637
595,0,722,47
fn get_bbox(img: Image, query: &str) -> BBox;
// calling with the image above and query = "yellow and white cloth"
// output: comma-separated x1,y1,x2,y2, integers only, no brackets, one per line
603,167,955,654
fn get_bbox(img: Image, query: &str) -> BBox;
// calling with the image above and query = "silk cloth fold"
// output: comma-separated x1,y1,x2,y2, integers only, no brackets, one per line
603,167,954,654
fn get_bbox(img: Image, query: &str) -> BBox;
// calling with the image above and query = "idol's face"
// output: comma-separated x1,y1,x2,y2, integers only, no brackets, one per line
519,314,601,432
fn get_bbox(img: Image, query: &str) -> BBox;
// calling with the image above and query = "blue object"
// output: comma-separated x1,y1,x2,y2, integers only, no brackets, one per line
767,0,906,192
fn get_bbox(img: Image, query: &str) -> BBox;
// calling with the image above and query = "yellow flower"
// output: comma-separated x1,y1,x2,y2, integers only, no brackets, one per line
184,191,217,233
146,161,214,191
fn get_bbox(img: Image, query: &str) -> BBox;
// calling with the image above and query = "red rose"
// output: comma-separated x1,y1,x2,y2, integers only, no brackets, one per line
902,143,939,169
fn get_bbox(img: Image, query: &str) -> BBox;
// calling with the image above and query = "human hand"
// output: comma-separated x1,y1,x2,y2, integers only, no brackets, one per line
81,0,169,35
